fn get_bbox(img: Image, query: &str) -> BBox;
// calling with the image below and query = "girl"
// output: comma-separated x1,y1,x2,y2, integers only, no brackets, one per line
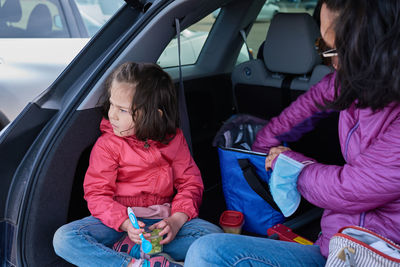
53,62,222,267
185,0,400,266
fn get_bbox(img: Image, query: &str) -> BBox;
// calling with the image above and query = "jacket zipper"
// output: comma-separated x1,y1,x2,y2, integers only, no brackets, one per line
344,121,359,162
344,120,365,227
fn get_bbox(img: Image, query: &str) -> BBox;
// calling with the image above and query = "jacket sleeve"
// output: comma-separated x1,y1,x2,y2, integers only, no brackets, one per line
170,132,204,220
297,117,400,213
252,73,336,153
83,136,128,231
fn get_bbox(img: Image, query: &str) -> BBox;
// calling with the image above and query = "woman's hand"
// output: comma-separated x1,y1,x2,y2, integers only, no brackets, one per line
265,146,291,170
149,212,188,245
120,218,149,244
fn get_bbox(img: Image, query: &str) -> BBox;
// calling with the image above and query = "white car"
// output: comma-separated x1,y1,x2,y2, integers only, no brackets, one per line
0,0,124,129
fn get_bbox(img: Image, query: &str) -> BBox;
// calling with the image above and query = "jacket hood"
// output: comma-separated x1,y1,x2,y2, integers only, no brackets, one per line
99,118,143,143
100,118,114,135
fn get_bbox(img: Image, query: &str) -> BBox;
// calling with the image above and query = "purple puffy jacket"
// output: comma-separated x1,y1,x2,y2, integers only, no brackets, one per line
253,72,400,257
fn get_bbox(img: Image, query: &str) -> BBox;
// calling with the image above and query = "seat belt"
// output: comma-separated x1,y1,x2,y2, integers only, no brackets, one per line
233,29,254,112
240,29,253,60
281,75,294,108
175,18,192,153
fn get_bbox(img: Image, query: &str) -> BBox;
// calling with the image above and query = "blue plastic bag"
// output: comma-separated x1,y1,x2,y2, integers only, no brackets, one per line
214,115,285,235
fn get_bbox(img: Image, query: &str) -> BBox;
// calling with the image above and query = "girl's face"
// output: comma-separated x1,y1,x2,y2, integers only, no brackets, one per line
320,3,339,69
108,81,136,137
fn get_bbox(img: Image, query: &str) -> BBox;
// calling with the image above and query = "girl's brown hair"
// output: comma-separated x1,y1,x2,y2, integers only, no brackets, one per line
102,62,179,143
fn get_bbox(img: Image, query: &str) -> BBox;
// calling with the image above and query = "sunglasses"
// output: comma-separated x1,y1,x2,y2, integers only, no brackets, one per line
315,37,338,58
322,48,338,58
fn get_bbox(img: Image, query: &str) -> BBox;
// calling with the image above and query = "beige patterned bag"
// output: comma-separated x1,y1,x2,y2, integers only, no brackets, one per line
325,226,400,267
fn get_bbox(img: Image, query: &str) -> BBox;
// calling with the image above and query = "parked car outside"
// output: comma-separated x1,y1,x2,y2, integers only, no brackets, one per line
0,0,124,129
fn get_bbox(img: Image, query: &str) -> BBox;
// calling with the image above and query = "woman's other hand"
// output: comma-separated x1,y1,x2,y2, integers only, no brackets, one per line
149,212,188,245
265,146,292,170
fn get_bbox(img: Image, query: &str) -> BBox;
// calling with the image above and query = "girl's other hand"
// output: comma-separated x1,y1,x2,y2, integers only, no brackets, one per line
265,146,291,170
148,212,188,245
120,218,149,244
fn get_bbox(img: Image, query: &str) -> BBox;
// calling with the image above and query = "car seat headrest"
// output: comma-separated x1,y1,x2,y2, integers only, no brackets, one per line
26,3,53,37
263,12,321,75
0,0,22,23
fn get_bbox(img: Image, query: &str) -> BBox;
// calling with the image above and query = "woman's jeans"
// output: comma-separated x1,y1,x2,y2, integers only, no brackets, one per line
53,216,222,267
185,233,327,267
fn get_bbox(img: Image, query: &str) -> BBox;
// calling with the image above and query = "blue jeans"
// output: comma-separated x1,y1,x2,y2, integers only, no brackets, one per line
185,233,327,267
53,216,222,267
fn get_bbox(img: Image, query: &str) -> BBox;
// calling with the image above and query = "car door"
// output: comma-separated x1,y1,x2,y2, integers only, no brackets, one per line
0,1,141,265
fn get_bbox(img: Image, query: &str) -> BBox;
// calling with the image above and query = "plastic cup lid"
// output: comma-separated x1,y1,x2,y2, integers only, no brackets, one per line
219,210,244,227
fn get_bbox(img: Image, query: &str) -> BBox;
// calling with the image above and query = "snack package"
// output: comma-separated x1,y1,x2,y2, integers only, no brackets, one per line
146,228,163,255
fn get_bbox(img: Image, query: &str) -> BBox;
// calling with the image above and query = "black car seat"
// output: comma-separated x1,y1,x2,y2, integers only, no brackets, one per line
26,3,53,37
0,0,24,37
232,12,332,119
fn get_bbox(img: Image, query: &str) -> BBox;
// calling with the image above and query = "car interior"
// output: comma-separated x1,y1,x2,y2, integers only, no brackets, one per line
0,0,345,266
25,4,53,37
232,12,331,118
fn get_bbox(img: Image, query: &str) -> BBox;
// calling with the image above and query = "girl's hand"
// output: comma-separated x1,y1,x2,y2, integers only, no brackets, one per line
120,218,150,244
265,146,291,170
148,212,188,245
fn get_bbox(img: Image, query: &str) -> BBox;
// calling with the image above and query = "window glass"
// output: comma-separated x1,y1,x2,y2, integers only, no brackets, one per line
0,0,124,125
246,0,317,58
74,0,124,37
0,0,69,38
157,14,215,68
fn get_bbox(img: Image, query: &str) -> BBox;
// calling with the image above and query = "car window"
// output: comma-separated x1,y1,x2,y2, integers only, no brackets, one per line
157,13,216,68
245,0,318,59
0,0,69,38
0,0,125,126
74,0,124,37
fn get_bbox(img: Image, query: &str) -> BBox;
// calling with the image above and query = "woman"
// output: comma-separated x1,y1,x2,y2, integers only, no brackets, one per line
185,0,400,266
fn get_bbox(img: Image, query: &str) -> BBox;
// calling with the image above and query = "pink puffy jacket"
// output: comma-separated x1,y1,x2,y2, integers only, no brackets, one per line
84,119,203,231
253,72,400,257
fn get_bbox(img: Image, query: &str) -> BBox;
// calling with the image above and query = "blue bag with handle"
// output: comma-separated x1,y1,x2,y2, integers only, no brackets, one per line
213,114,285,235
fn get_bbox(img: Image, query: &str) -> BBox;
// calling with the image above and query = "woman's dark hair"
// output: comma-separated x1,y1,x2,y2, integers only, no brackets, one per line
101,62,179,143
322,0,400,111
